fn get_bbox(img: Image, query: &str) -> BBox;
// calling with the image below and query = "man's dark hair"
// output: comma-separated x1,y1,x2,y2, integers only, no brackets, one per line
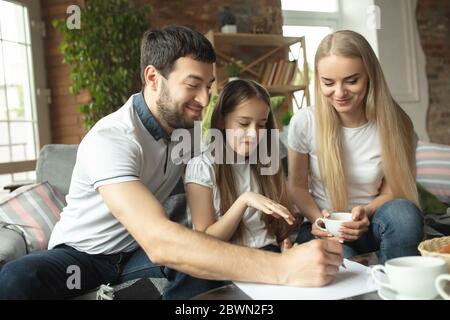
140,25,216,86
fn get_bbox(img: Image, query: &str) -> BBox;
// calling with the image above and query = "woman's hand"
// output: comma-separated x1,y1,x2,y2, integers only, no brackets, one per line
339,206,370,241
311,209,343,242
241,191,296,225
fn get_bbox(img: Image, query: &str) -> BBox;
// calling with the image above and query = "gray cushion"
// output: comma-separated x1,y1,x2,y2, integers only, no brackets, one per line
0,183,65,253
36,144,78,195
0,227,27,269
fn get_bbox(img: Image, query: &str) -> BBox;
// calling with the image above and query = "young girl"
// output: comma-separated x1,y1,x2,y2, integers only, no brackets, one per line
187,79,296,248
287,30,423,264
163,79,297,299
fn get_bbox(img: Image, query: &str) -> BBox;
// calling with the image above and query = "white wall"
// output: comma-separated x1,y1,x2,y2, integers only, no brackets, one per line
374,0,429,141
340,0,379,55
340,0,429,141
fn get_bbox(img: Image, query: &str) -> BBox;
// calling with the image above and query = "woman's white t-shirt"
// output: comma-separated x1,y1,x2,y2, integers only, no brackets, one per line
288,106,384,211
184,152,277,249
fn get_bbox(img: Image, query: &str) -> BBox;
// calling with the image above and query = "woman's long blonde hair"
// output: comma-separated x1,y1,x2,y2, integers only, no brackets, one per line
209,79,294,243
314,30,419,211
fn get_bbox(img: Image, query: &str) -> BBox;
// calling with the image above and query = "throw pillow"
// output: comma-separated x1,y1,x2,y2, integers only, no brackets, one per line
416,141,450,205
0,182,66,253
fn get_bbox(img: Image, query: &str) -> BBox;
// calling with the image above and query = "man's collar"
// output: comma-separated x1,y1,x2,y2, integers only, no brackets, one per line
133,91,170,142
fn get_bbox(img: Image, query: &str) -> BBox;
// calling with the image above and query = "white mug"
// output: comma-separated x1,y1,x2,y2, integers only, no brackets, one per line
371,256,448,300
314,212,352,237
435,274,450,300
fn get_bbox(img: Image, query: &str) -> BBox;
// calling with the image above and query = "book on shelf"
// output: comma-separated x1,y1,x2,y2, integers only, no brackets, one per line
222,58,303,89
258,60,303,87
267,61,279,86
284,61,297,86
260,62,272,85
272,59,285,86
279,60,291,86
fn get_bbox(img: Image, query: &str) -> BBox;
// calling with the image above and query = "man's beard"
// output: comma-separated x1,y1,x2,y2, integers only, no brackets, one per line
156,81,195,129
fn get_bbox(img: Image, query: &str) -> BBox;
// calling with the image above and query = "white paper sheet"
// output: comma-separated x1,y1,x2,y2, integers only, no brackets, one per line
234,259,377,300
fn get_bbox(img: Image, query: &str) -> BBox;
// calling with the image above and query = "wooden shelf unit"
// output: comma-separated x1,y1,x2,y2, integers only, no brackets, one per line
205,30,311,110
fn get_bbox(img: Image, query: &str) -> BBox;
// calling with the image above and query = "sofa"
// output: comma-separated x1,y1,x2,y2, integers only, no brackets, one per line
0,144,188,299
1,140,449,299
415,141,450,237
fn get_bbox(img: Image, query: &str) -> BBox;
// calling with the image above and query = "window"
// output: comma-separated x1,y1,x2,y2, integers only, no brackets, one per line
0,0,49,193
282,0,341,107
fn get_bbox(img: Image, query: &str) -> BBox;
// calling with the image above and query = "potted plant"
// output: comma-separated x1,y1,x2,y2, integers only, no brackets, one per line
226,59,243,82
220,6,237,33
281,111,294,127
53,0,151,129
270,96,285,113
279,110,293,147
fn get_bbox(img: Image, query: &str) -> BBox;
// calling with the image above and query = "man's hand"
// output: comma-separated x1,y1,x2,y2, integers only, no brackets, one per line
339,206,370,241
278,239,343,287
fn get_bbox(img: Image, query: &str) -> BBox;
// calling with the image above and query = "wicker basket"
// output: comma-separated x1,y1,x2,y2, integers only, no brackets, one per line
418,236,450,272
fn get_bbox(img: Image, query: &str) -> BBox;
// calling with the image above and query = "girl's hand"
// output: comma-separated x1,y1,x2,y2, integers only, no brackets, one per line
339,206,370,241
241,192,296,225
281,238,299,252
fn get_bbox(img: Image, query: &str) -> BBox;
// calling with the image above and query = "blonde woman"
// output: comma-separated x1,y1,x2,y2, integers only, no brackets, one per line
287,30,423,264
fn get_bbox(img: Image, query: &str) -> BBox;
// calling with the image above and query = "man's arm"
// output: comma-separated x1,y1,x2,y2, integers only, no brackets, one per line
99,180,343,286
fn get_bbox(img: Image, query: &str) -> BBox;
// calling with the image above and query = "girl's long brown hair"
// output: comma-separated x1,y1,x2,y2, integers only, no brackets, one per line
209,79,295,243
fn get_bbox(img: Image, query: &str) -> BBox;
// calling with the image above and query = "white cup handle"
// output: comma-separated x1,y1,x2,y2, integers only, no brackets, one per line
371,265,395,291
435,274,450,300
314,218,327,232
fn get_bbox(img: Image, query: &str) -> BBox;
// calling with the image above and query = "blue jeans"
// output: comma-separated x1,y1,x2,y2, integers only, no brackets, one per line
0,242,280,300
162,244,281,300
0,244,166,300
295,199,424,264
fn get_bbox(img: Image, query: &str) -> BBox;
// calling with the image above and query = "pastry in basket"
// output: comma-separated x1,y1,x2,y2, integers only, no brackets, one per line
439,242,450,254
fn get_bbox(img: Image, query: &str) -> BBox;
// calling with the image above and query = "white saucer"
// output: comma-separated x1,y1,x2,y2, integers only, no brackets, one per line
377,287,442,300
377,287,398,300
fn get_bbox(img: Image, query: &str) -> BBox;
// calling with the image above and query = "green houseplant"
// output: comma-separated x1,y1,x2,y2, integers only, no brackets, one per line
225,59,243,79
281,111,293,126
53,0,151,129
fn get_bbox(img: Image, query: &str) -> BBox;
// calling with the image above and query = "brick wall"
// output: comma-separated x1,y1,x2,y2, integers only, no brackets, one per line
416,0,450,145
141,0,282,34
42,0,86,144
41,0,282,144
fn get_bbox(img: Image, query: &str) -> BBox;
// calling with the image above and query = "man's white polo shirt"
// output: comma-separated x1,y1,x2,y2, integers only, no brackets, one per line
48,92,188,254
